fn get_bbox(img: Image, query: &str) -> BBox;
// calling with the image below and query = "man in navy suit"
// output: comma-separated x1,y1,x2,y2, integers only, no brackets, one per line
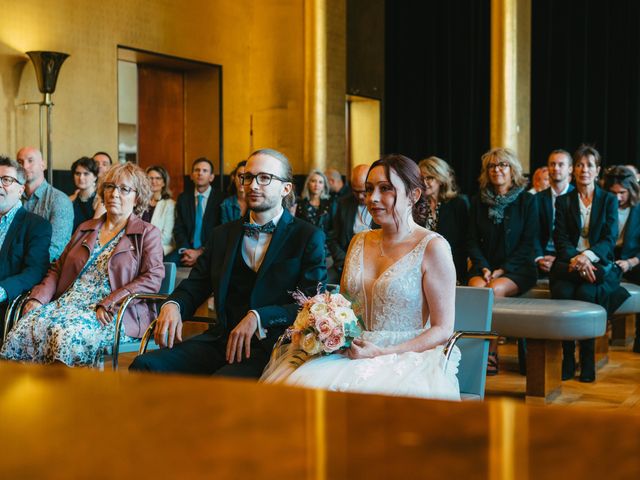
534,149,574,275
0,156,52,327
327,164,373,275
130,148,327,377
170,157,223,267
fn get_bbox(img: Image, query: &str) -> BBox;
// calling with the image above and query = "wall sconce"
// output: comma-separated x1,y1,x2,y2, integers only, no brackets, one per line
24,51,69,185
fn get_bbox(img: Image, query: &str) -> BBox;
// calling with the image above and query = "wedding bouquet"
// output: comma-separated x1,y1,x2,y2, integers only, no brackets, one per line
287,290,363,356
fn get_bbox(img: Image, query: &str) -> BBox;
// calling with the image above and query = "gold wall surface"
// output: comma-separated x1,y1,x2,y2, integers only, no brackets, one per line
0,0,318,173
491,0,531,171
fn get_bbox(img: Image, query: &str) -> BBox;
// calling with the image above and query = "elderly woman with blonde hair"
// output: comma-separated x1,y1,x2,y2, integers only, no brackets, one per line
418,156,469,283
1,162,164,367
466,148,538,375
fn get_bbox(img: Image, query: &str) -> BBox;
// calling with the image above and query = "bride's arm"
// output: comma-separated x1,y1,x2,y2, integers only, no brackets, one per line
348,236,456,358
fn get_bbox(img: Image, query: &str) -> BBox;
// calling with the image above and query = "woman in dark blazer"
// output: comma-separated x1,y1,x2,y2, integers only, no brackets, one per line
467,148,538,374
418,156,469,283
551,146,630,382
1,162,164,367
603,165,640,352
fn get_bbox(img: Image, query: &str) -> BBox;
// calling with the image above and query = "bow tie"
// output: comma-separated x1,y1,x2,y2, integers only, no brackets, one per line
243,220,276,239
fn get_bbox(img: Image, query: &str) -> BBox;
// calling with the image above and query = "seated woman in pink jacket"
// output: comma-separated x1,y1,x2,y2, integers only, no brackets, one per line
1,162,164,367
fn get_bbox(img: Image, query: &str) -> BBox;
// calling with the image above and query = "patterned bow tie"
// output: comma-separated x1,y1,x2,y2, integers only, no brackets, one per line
243,220,276,239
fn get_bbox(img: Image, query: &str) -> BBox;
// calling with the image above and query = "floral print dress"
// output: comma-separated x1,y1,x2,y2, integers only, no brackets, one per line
0,229,135,367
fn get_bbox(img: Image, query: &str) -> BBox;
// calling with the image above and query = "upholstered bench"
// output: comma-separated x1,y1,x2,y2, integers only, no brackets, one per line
525,281,640,346
492,297,607,402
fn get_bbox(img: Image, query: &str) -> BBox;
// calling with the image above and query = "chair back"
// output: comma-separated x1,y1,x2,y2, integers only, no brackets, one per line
160,262,177,295
454,286,494,400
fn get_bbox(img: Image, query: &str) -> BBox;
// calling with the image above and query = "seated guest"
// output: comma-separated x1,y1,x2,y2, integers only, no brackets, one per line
327,164,373,274
468,147,538,375
551,145,629,382
528,166,550,194
418,156,469,283
0,156,52,324
170,157,222,267
144,166,176,257
129,148,327,376
17,147,73,261
220,160,247,224
69,157,106,231
325,168,351,200
93,151,113,178
603,165,640,353
534,150,574,275
0,162,164,367
296,170,336,233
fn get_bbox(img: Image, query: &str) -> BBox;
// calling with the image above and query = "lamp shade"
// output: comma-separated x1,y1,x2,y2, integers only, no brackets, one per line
26,51,69,94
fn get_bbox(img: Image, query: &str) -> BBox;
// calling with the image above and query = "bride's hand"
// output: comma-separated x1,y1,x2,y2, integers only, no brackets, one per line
346,338,385,359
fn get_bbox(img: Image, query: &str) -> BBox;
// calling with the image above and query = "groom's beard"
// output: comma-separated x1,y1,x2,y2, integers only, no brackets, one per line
248,193,280,212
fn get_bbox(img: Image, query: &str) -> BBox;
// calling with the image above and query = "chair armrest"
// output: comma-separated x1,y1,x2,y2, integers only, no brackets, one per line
2,292,30,346
112,293,170,370
138,317,218,356
442,330,499,373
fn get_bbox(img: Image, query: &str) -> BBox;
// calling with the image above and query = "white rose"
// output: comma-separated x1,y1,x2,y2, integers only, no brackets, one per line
310,302,330,317
333,306,356,324
301,333,323,355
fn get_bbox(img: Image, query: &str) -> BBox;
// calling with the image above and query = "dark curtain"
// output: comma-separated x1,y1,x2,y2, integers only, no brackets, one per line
531,0,640,170
384,0,491,195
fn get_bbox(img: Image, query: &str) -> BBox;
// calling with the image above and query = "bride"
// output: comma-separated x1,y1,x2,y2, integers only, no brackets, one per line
261,154,460,400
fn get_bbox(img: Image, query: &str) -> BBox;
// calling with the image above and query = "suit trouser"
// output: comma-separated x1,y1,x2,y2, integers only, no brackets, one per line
129,331,272,378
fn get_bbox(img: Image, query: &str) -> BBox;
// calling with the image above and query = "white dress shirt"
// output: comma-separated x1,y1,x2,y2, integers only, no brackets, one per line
353,204,372,234
577,196,599,262
244,208,285,339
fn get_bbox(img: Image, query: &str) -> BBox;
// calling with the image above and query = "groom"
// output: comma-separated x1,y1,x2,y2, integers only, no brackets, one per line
130,148,327,377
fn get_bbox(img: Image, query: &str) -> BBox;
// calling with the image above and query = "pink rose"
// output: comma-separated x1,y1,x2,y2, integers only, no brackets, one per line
315,317,334,340
332,326,344,337
323,334,345,353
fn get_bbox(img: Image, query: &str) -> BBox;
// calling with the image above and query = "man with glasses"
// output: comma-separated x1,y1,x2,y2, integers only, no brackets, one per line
17,147,73,261
327,164,375,276
534,149,574,275
170,157,223,267
0,156,52,329
130,148,327,376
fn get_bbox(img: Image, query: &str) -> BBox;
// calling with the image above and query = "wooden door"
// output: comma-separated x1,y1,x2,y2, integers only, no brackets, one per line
138,65,185,194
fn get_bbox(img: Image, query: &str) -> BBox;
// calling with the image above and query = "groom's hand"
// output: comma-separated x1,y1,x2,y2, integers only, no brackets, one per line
155,303,183,348
226,311,258,364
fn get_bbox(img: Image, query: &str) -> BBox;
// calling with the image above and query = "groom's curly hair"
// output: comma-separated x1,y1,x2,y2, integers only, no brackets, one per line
366,154,428,229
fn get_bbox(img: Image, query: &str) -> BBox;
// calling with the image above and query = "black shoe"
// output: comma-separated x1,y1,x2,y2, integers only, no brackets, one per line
579,339,596,383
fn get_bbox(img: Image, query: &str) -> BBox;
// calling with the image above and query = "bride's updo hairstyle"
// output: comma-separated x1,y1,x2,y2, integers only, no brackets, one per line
366,154,428,228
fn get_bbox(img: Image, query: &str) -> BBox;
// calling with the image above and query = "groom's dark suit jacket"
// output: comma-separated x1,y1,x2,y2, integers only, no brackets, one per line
166,208,327,350
0,207,52,321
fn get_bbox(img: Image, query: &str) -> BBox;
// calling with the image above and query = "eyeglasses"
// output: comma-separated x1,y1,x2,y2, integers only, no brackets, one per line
0,175,22,187
103,183,137,195
241,172,289,186
487,162,510,171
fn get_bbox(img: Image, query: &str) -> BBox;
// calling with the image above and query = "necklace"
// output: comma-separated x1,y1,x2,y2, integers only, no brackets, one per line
378,228,414,257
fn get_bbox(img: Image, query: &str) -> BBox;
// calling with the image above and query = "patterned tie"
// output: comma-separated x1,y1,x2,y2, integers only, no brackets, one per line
243,220,276,239
193,194,204,249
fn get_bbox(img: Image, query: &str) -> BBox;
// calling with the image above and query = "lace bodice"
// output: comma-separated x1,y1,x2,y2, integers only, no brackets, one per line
343,231,441,332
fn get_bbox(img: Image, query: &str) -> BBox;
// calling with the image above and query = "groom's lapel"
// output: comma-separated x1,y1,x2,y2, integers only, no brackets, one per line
255,210,294,285
218,219,244,312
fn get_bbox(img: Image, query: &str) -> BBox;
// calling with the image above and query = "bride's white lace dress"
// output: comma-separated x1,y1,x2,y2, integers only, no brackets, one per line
261,231,461,400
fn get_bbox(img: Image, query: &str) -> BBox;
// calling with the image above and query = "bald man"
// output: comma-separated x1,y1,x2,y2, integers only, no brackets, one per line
17,147,73,261
327,164,376,273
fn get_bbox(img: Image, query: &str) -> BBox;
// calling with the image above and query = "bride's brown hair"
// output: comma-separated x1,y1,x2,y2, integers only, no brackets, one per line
366,154,427,228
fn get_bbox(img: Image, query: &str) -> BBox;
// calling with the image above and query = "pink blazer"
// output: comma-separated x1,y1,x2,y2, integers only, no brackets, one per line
30,214,164,337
